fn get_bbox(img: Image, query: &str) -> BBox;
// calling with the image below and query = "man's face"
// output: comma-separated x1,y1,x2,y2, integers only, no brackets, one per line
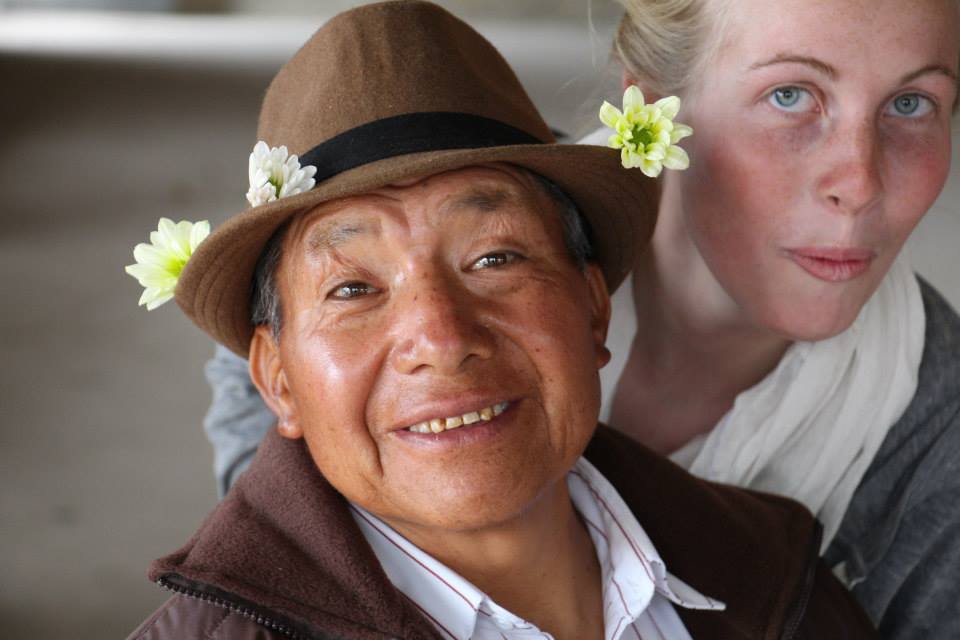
250,164,610,534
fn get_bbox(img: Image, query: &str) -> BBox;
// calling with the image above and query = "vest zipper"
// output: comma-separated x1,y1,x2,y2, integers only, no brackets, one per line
778,522,824,640
157,573,308,639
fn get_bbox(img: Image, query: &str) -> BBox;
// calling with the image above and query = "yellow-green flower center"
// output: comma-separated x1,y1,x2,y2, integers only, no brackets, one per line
268,175,283,197
632,126,656,147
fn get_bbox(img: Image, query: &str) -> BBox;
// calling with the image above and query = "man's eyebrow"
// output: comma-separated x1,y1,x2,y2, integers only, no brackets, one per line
749,54,837,79
444,187,515,214
305,220,377,253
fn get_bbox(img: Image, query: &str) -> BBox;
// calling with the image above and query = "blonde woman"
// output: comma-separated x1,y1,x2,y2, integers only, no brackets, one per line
203,0,958,636
583,0,959,636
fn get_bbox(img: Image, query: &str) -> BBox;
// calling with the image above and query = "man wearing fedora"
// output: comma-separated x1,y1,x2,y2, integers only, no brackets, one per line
127,2,875,639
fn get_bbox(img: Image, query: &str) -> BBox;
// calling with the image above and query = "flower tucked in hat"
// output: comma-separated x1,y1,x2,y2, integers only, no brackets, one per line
125,218,210,310
599,85,693,178
246,141,318,207
127,141,318,310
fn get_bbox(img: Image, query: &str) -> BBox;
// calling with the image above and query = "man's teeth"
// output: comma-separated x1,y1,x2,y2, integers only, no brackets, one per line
407,402,508,433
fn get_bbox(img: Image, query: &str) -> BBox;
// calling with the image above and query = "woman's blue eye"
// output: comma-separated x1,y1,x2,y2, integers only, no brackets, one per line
329,282,375,299
471,252,520,270
769,86,814,112
887,93,933,118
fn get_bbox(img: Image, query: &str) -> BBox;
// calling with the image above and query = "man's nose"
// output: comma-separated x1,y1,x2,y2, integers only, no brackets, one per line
815,117,884,216
388,268,495,376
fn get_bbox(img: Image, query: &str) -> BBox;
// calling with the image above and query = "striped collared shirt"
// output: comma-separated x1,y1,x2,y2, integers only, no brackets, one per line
350,457,725,639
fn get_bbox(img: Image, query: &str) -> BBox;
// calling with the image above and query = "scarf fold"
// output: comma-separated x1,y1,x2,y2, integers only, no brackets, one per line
669,257,925,548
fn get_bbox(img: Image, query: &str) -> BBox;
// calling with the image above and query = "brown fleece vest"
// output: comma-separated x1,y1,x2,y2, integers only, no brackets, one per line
148,426,875,639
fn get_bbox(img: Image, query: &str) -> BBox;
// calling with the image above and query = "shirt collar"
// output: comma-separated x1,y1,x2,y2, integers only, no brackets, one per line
350,457,724,640
568,457,726,640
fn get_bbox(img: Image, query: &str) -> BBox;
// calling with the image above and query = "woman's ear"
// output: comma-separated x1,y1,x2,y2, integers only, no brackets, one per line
249,326,303,439
583,263,613,370
620,69,663,103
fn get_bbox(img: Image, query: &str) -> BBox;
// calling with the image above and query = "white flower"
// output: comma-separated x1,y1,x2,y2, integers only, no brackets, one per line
125,218,210,310
246,141,318,207
598,86,694,177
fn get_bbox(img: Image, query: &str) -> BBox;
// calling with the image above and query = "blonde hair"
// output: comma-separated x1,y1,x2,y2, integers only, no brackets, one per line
612,0,729,99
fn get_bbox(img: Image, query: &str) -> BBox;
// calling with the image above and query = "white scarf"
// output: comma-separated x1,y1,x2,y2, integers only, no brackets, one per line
672,258,925,548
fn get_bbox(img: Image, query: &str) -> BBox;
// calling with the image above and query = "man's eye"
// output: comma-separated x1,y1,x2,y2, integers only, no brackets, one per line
328,282,377,300
470,251,521,270
886,93,934,118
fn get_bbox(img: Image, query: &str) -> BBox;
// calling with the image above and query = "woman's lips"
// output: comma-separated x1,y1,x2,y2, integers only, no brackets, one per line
786,247,876,282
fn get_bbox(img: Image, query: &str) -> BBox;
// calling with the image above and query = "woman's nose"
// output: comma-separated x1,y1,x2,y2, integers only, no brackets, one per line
388,268,495,376
816,117,884,215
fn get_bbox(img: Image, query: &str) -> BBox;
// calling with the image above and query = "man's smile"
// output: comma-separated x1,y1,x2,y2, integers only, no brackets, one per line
404,401,510,433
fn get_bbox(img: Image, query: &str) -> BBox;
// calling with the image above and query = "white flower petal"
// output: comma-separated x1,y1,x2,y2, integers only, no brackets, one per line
249,141,270,183
640,157,664,178
246,183,277,207
654,95,681,120
644,143,667,161
144,291,174,310
622,85,645,112
157,217,177,241
670,123,694,143
132,243,170,268
621,146,640,168
189,220,210,251
169,221,195,259
662,145,690,170
138,286,173,308
128,266,176,289
599,101,623,129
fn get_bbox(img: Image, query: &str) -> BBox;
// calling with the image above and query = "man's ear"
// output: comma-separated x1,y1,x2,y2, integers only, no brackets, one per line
583,263,612,370
249,326,303,439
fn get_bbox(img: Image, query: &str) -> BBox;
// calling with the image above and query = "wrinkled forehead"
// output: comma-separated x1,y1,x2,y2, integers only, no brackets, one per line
282,164,559,257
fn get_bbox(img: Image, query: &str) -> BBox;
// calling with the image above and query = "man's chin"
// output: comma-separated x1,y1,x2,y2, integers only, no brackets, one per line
367,480,562,539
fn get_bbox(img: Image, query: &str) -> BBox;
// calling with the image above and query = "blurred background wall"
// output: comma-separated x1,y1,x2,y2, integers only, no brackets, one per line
0,1,957,639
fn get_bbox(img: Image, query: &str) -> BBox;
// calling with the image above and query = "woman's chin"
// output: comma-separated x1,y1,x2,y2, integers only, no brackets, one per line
751,294,866,343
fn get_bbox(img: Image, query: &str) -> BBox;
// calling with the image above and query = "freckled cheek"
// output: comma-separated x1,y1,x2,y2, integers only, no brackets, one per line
881,129,952,236
685,132,797,266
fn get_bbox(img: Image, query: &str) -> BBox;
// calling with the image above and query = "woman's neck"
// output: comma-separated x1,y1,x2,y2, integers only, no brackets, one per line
610,185,791,453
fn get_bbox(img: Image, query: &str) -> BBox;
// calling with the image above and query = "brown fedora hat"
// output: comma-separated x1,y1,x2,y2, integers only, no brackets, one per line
175,0,658,356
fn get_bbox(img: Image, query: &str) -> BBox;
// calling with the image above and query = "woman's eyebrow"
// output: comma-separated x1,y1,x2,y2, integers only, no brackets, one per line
749,54,837,79
749,55,957,88
899,64,957,85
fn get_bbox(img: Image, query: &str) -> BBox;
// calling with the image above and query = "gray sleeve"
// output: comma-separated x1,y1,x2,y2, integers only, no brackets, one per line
203,344,276,497
868,488,960,639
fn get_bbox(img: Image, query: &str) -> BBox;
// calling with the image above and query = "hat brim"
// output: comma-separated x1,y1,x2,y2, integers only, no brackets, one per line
175,143,658,357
